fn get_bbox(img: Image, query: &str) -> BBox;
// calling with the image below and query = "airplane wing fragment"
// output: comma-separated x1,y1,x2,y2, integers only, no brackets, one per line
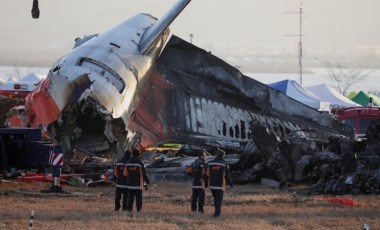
138,0,191,54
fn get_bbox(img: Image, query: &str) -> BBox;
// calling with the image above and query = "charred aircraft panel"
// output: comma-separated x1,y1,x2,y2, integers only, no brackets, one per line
128,36,353,150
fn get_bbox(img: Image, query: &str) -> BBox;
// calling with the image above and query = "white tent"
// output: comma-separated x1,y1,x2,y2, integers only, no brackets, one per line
306,84,360,108
0,75,6,83
268,79,330,111
21,72,45,82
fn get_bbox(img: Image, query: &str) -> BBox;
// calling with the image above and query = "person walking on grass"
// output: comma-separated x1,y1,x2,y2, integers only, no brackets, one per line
207,149,233,217
187,149,209,213
113,149,131,211
123,149,150,213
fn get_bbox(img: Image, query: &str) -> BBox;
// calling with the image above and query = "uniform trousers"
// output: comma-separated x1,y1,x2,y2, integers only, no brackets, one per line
127,189,143,212
191,188,205,213
211,189,224,217
115,187,128,210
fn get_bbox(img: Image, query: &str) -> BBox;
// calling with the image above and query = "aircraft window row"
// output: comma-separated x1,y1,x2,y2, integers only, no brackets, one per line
218,118,291,140
220,120,247,139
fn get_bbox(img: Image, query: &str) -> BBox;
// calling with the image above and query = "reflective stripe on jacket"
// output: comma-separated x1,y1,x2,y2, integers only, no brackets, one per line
123,156,150,190
113,156,129,188
190,158,208,189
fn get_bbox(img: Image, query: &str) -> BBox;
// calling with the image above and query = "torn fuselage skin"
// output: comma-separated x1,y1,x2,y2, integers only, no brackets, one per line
127,36,354,152
50,100,127,158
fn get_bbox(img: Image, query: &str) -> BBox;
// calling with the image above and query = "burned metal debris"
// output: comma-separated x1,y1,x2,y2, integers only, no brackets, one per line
234,121,380,195
0,95,24,127
137,117,380,196
143,151,240,181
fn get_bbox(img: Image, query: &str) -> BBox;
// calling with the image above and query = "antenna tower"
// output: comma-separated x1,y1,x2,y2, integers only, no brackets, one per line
286,2,305,86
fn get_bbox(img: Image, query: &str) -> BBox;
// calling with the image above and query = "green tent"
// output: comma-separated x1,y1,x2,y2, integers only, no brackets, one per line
351,91,380,106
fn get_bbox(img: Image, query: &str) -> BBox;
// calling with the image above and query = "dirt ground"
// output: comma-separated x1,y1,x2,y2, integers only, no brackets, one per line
0,179,379,230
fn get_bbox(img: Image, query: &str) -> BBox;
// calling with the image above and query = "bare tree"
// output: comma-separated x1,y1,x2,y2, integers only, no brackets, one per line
322,60,372,96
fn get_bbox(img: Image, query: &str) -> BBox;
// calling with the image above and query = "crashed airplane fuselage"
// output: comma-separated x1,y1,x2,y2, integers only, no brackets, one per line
26,0,191,153
25,0,353,156
127,36,353,150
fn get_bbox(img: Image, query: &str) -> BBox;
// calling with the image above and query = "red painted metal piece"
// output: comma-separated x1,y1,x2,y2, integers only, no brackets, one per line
4,105,30,128
25,78,61,129
16,173,85,183
128,69,171,149
328,197,357,207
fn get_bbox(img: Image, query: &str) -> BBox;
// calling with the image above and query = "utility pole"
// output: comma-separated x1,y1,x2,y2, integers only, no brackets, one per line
285,2,305,86
298,2,303,86
189,34,194,44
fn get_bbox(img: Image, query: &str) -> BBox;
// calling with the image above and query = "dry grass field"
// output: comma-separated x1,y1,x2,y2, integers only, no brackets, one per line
0,180,379,230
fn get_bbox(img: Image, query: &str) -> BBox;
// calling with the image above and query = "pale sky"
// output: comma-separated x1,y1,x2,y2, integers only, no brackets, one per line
0,0,380,72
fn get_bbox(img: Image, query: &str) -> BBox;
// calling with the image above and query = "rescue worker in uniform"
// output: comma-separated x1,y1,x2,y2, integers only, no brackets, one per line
123,149,150,212
188,149,208,213
113,150,131,211
366,121,378,144
207,149,233,217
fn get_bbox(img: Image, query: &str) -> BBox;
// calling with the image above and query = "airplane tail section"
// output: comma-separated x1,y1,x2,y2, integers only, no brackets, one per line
138,0,191,54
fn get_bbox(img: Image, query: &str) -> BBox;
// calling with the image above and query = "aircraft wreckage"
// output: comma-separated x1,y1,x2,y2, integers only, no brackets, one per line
19,0,350,155
3,0,380,194
24,34,353,156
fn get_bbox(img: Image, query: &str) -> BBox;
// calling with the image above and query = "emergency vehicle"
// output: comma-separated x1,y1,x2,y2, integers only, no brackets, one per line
0,81,37,98
337,106,380,139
